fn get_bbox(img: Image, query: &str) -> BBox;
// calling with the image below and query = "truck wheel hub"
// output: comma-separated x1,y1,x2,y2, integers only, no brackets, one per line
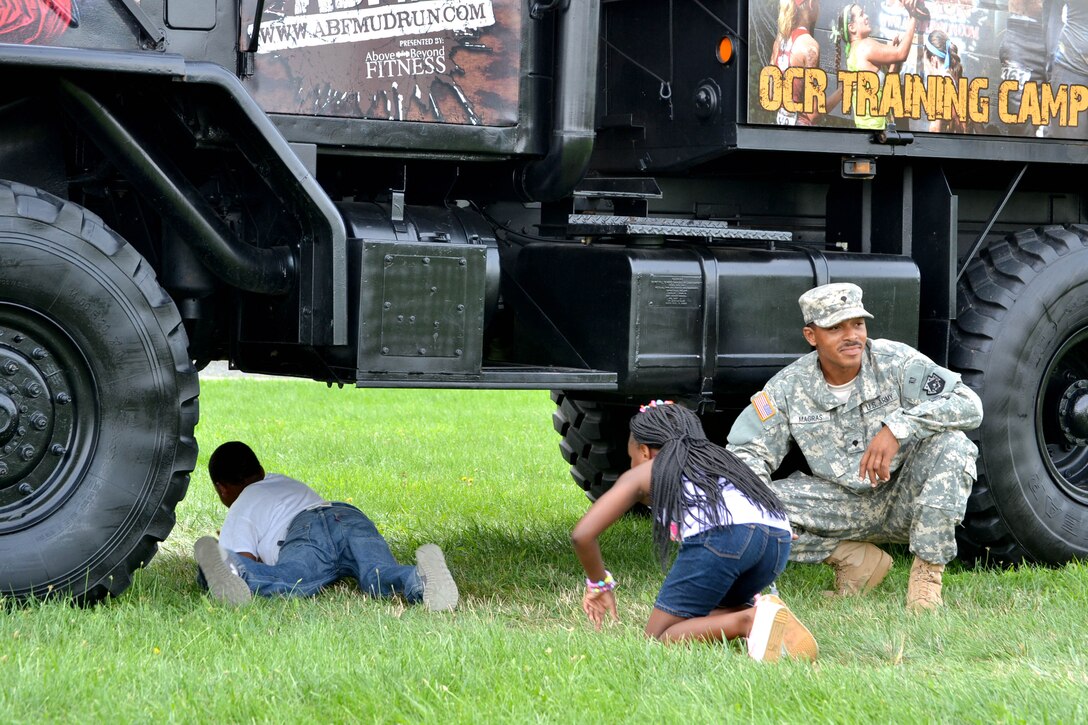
1059,380,1088,446
0,323,75,509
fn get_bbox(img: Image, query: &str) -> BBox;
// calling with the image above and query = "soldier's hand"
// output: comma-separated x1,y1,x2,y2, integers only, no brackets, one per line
859,426,901,487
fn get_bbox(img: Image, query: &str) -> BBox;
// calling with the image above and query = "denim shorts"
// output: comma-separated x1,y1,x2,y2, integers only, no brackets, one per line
654,523,791,619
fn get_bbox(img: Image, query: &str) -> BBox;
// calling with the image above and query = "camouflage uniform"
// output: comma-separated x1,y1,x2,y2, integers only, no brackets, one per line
726,339,983,565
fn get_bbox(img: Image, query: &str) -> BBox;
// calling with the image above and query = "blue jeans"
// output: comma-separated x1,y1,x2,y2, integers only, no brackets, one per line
225,503,424,601
654,523,791,619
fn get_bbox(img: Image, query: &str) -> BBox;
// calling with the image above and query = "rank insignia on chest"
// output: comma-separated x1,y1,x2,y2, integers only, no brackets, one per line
752,391,777,421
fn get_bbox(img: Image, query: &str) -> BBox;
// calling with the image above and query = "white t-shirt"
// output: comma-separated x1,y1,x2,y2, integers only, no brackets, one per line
218,474,328,565
676,478,791,540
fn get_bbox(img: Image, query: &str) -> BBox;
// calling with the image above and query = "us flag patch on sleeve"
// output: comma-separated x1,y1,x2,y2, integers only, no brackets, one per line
752,391,776,422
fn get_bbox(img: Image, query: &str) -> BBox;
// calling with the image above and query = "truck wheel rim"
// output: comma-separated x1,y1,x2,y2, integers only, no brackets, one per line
1038,325,1088,504
0,305,95,533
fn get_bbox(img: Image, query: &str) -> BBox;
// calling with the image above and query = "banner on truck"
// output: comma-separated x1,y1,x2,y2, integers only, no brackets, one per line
246,0,521,125
748,0,1088,139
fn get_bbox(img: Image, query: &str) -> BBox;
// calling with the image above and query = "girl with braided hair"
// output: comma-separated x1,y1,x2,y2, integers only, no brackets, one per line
571,401,817,661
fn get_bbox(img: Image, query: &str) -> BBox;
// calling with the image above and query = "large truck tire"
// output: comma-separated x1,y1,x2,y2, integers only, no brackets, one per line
952,225,1088,566
0,181,198,603
551,391,636,501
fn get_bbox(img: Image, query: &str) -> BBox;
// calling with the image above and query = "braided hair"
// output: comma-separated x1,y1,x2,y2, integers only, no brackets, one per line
830,3,857,78
629,403,785,570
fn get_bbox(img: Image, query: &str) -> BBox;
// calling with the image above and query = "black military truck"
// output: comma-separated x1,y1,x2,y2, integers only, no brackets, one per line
0,0,1085,602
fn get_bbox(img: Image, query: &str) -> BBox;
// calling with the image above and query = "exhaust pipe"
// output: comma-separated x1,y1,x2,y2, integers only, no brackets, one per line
516,0,600,202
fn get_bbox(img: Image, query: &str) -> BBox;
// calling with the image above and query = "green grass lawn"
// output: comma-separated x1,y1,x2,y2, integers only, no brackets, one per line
2,380,1087,723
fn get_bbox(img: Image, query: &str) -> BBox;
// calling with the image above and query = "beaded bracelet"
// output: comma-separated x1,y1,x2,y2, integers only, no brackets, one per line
586,570,617,594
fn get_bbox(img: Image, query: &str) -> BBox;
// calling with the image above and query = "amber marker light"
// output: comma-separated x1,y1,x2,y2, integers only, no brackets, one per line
715,36,734,64
841,156,877,180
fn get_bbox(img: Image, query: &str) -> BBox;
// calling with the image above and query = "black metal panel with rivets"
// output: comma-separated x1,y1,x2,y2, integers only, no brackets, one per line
357,241,487,378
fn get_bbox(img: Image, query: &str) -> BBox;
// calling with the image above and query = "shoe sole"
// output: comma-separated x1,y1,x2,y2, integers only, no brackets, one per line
759,609,819,662
758,594,820,661
776,606,819,661
194,536,252,606
416,544,458,612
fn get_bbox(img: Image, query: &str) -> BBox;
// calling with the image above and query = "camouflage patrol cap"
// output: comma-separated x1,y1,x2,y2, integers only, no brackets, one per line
798,282,874,327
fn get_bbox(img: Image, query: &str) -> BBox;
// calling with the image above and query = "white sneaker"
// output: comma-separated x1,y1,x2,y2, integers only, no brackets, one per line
194,536,252,606
415,544,458,612
747,595,818,662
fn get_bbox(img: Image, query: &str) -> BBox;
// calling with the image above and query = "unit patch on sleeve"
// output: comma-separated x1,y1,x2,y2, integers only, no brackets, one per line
751,391,777,422
923,372,946,396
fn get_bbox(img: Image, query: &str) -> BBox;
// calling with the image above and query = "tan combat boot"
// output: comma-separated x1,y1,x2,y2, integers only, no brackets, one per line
823,541,893,596
906,557,944,611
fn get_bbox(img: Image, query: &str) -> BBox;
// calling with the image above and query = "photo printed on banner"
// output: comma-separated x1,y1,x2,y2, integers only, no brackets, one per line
245,0,521,125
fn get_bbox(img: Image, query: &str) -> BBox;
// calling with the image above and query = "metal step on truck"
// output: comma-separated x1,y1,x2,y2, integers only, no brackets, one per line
0,0,1086,602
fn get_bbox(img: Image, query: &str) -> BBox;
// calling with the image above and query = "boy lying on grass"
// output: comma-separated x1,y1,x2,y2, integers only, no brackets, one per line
194,441,457,611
